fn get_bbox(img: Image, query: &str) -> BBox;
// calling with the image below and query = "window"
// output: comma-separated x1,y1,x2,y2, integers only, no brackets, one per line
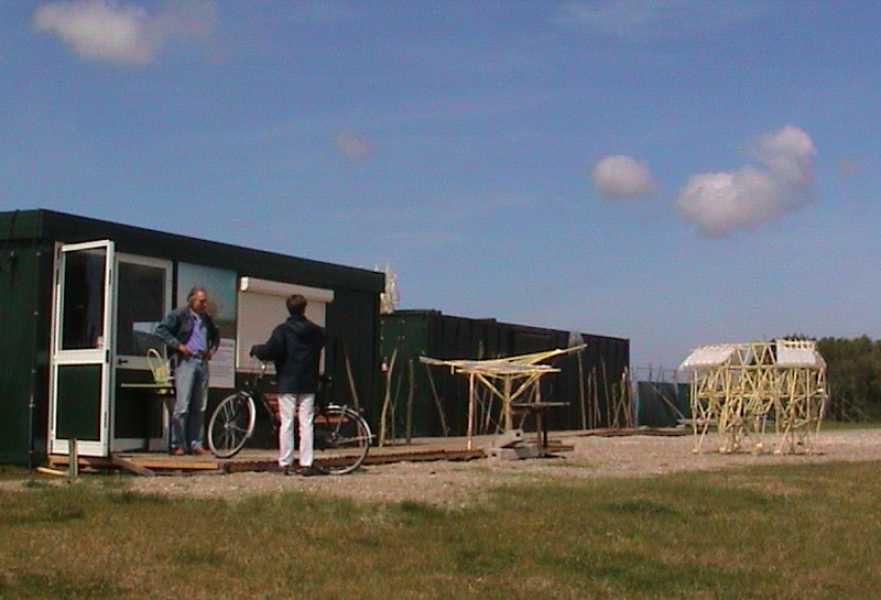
116,261,168,356
61,248,106,350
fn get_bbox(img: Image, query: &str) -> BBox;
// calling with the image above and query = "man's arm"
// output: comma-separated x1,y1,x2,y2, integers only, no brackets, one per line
154,311,182,352
314,324,327,350
250,326,285,362
206,318,221,357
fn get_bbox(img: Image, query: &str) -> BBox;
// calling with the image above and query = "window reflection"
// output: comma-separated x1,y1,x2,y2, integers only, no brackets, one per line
61,249,106,350
117,262,166,356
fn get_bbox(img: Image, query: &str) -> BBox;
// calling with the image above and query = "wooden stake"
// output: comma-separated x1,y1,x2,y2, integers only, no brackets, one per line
68,438,78,480
601,360,613,428
405,359,415,445
577,350,587,430
467,373,476,450
342,342,361,412
378,348,398,447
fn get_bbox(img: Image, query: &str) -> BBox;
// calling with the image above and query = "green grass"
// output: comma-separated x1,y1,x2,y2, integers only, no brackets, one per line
2,461,881,599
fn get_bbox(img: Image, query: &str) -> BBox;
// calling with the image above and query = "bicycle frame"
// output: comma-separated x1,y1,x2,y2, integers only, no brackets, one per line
207,362,372,473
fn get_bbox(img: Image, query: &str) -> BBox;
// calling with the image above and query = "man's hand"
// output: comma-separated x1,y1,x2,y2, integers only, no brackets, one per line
178,343,192,357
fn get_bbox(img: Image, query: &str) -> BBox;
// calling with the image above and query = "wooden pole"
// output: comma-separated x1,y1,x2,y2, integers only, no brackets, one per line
467,373,476,450
577,350,587,430
342,342,361,412
378,348,398,447
503,376,513,432
405,359,415,445
68,438,78,480
601,360,613,428
390,354,405,442
482,385,494,435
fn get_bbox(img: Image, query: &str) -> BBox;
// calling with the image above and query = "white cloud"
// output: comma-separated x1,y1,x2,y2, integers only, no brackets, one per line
336,132,371,160
553,0,764,39
591,155,656,199
675,125,816,237
33,0,216,65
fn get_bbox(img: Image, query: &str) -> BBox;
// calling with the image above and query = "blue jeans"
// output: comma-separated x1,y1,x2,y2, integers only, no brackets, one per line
172,357,209,451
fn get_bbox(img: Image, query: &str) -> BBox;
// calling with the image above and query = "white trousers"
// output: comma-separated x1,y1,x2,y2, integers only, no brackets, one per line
278,393,315,468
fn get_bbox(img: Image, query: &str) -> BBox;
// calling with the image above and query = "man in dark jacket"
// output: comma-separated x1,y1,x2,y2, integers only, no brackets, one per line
250,294,326,476
154,287,220,456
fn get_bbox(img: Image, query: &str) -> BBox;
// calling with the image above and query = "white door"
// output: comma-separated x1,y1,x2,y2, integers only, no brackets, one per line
49,240,116,457
112,253,173,451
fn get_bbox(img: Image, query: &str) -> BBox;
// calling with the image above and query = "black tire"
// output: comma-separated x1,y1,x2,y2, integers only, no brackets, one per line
313,405,372,475
208,392,256,459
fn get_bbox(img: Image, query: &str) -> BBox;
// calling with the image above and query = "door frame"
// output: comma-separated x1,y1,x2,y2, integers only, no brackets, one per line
111,252,174,452
49,240,116,457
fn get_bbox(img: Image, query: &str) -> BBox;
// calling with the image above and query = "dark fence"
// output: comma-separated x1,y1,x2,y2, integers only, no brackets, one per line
380,310,630,438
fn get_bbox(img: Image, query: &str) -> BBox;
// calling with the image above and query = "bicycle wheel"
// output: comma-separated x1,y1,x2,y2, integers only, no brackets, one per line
208,392,256,459
312,405,372,475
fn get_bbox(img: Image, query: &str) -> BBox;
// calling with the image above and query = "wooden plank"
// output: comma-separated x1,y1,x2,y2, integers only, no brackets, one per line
224,448,487,473
36,466,67,477
123,456,220,471
111,455,157,477
48,454,114,469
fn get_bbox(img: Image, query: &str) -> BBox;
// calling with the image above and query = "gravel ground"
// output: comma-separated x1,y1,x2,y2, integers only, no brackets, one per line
9,429,881,507
129,428,881,507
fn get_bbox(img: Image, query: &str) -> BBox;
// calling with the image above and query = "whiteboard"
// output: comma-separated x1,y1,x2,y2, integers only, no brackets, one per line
236,277,333,373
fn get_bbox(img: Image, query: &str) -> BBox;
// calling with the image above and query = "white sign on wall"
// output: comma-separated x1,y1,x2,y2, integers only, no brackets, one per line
210,338,236,389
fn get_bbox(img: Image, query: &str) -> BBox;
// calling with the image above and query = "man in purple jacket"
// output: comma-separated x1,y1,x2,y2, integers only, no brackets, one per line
155,287,220,456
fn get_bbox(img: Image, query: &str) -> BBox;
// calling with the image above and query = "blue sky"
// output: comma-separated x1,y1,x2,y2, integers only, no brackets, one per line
3,1,880,372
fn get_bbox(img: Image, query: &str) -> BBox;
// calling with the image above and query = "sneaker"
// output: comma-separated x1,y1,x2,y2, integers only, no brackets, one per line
169,447,185,457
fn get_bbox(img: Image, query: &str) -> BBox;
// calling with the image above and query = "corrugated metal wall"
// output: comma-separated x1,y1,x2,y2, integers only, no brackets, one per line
380,310,630,437
0,239,52,465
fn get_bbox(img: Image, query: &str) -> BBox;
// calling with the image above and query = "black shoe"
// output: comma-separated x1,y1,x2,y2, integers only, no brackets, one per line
296,466,324,477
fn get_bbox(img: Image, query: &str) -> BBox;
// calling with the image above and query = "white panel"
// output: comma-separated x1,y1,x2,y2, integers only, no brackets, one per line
775,341,824,368
240,277,334,303
236,278,330,372
679,345,738,370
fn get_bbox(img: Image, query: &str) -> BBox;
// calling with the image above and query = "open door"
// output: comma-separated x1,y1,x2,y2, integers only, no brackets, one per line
112,253,173,452
49,240,115,457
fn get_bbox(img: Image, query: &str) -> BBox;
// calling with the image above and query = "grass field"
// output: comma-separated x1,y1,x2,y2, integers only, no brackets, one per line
2,461,880,599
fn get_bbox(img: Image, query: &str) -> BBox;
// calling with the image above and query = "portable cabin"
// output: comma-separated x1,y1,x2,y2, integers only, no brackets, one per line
0,209,384,466
380,309,630,437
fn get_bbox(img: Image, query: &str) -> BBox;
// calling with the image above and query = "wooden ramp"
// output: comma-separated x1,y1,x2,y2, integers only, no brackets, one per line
47,432,574,476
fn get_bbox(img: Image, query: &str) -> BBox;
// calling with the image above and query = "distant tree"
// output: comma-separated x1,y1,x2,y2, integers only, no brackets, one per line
816,336,881,421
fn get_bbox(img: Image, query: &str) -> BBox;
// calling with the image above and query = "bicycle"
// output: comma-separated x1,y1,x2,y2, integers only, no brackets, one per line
207,364,372,475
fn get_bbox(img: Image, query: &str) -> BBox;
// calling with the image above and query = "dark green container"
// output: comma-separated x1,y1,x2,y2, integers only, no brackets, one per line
380,310,630,437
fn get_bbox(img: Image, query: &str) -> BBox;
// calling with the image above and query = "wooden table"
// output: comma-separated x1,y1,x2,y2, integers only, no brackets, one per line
510,401,568,453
